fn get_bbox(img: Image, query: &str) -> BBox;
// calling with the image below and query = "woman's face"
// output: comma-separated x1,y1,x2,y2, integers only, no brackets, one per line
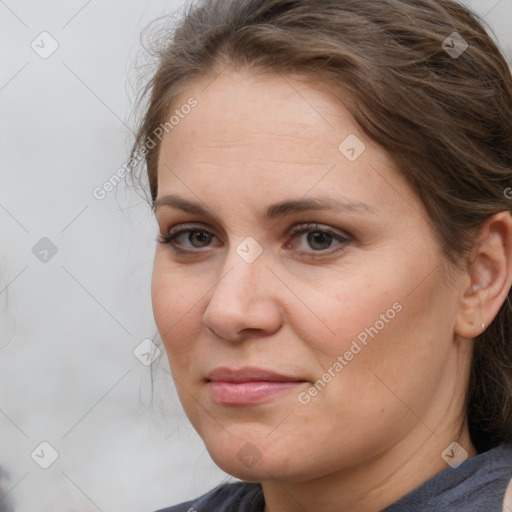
152,70,470,483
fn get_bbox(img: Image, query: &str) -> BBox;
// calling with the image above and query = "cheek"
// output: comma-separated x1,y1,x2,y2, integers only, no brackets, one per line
298,270,399,358
318,266,455,419
151,261,175,336
151,258,202,368
306,256,449,393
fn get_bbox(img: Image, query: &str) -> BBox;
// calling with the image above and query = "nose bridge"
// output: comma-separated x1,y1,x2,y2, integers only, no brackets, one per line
210,237,266,308
202,237,281,338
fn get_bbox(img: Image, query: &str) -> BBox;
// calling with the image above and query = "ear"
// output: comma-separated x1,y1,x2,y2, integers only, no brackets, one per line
455,211,512,339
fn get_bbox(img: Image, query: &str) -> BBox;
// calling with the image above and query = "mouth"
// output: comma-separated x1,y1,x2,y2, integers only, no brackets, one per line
206,366,308,405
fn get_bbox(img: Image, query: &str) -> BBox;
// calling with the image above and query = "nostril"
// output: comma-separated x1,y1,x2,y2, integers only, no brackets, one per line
207,326,220,337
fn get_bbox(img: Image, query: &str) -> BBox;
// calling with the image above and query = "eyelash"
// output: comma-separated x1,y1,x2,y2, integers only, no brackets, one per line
157,222,352,259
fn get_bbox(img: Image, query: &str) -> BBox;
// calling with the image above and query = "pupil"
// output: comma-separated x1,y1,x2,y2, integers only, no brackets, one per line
308,231,332,250
192,231,211,246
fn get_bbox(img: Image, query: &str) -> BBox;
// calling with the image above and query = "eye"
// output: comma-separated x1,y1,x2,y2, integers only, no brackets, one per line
157,223,218,253
157,222,352,258
285,223,351,256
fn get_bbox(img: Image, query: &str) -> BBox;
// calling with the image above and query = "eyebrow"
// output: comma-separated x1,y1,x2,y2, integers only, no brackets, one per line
153,194,377,218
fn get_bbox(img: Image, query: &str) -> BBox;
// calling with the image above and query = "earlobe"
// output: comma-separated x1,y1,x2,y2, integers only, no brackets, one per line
454,211,512,340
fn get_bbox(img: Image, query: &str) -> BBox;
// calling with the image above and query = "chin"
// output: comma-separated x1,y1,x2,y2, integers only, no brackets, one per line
201,432,319,484
213,457,270,483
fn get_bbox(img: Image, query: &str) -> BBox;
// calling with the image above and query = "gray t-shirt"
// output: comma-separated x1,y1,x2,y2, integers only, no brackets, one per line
156,444,512,512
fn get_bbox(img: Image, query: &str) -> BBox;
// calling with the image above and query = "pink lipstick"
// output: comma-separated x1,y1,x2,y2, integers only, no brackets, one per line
206,366,306,405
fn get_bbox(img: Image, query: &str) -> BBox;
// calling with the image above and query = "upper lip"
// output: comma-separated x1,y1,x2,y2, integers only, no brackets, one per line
206,366,305,383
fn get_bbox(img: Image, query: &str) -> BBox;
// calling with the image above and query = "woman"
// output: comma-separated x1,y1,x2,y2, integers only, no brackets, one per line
130,0,512,510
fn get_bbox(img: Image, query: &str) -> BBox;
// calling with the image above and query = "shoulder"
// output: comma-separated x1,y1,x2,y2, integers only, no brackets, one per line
385,443,512,512
154,498,196,512
154,481,264,512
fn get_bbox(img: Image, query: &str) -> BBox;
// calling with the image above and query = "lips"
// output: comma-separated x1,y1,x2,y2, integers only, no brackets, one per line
207,366,304,383
206,366,307,405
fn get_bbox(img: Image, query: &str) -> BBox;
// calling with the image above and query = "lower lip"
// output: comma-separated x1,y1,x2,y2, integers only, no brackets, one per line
208,381,305,405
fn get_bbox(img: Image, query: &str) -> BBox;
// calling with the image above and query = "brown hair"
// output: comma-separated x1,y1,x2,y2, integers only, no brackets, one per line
131,0,512,453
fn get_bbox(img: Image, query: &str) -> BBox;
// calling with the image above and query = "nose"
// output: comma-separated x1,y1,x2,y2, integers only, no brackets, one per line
202,246,283,342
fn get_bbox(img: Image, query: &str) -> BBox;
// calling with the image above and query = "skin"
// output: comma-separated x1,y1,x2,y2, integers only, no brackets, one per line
151,69,512,512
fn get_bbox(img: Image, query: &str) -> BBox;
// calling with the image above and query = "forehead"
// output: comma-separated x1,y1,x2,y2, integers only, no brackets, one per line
160,69,357,161
155,69,418,219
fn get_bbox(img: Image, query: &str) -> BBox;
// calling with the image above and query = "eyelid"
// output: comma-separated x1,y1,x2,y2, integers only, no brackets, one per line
167,222,216,237
162,221,349,239
287,222,350,240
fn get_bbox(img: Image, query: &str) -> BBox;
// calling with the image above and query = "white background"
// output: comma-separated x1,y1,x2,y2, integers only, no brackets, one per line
0,1,511,511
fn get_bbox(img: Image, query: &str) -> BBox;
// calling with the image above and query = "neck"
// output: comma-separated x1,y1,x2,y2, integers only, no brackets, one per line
261,423,476,512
